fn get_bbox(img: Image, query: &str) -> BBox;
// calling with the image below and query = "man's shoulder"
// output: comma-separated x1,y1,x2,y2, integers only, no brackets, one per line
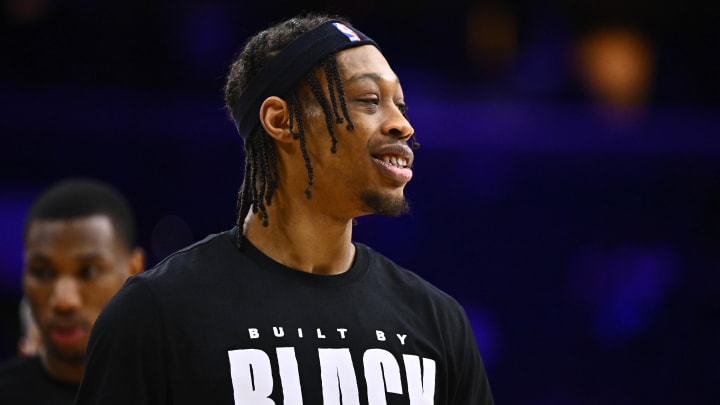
0,355,38,375
0,355,78,403
140,227,240,280
359,243,460,306
0,355,41,389
104,228,244,313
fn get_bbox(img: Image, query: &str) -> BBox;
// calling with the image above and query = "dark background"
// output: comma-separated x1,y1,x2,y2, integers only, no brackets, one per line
1,0,718,403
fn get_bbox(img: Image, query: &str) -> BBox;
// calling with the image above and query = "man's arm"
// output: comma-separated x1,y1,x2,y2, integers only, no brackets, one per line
75,277,167,405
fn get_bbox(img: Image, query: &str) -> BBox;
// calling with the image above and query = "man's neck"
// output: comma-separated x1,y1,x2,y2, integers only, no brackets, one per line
40,349,83,385
243,210,356,275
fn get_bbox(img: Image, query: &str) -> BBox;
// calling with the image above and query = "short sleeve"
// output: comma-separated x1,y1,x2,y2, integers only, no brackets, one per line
74,276,168,405
448,305,495,405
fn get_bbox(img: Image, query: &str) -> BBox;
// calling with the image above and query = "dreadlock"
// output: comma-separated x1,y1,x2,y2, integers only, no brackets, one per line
224,14,420,248
224,14,350,247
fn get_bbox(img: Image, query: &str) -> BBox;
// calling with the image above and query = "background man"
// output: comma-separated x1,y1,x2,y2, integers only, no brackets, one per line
0,178,145,404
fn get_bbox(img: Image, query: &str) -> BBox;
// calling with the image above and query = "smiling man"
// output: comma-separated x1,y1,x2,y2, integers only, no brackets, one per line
75,13,494,404
0,178,144,404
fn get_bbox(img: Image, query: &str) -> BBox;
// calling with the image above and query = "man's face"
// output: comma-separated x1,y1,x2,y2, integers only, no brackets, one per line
300,45,415,218
23,215,140,364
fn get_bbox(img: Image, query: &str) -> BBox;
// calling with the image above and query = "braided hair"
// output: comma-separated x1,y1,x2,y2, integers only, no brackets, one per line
223,13,418,247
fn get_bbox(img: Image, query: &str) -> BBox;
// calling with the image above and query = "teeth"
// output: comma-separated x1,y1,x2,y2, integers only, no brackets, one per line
379,155,408,168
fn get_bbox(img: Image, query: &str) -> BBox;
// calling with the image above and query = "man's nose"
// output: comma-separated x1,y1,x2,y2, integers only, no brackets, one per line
383,107,414,140
50,277,81,313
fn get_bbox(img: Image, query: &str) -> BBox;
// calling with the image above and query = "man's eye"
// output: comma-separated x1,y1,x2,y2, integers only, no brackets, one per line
79,266,101,280
397,104,408,116
358,97,379,105
28,267,54,281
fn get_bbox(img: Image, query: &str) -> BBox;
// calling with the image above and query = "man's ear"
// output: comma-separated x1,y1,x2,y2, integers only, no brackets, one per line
128,247,146,276
259,96,294,143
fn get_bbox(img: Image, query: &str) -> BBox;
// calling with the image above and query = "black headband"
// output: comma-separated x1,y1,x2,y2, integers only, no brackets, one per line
231,20,379,140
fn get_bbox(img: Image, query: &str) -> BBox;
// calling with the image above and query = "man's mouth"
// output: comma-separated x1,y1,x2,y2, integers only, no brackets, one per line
370,143,414,168
372,154,413,183
49,325,86,346
377,155,410,169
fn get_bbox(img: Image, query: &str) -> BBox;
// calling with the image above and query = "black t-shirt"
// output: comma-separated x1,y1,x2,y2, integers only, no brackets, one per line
75,227,494,404
0,355,78,405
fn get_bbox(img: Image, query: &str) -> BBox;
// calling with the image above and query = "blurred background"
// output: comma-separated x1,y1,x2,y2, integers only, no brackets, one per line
1,0,718,403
